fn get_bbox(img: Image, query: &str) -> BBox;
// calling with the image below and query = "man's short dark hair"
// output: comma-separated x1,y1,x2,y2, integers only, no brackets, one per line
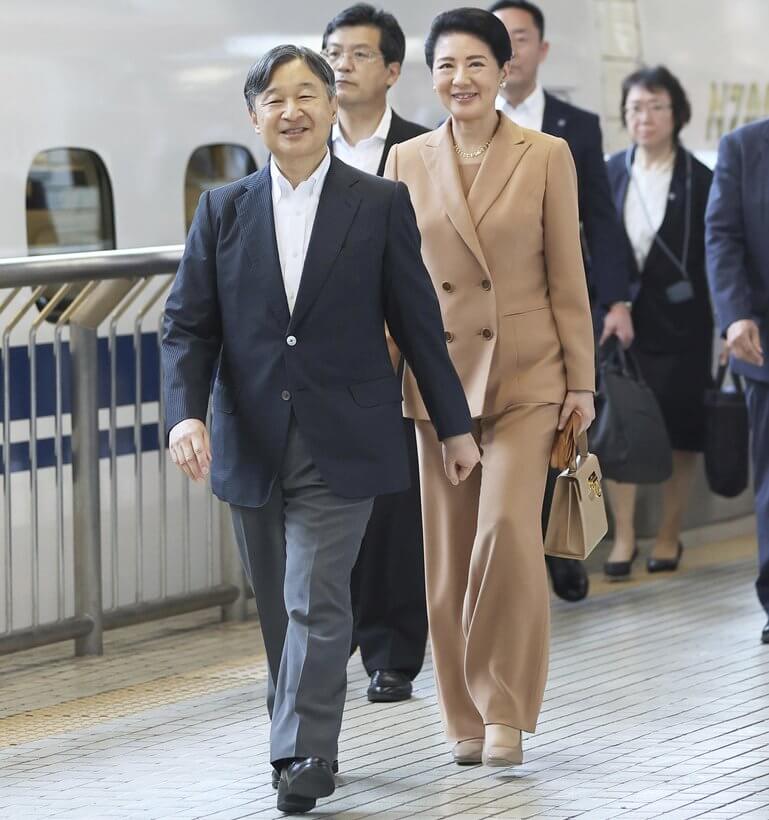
425,7,512,69
322,3,406,65
620,65,692,140
244,45,336,114
487,0,545,40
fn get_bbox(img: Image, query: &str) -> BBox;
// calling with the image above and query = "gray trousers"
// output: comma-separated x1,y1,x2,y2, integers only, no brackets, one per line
230,419,374,764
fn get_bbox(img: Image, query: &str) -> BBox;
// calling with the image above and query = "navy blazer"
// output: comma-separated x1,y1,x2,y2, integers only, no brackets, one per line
162,156,472,507
542,92,631,307
376,110,429,176
706,118,769,383
607,146,713,353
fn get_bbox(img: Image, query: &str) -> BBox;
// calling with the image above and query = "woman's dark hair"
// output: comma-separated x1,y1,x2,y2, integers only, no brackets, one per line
322,3,406,65
424,8,513,69
487,0,545,40
620,65,692,140
244,45,336,114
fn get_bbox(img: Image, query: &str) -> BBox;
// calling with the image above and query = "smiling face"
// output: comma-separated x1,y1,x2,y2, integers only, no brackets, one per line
431,32,508,122
250,58,337,164
324,24,400,109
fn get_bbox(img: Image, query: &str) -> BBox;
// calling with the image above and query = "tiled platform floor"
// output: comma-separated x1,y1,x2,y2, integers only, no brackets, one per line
1,534,768,819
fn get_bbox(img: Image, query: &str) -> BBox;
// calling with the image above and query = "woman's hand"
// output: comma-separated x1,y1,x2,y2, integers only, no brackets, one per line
558,390,595,435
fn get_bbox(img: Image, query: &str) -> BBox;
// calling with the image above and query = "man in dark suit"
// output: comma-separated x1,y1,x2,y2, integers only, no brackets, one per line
161,45,479,814
491,0,634,602
706,118,769,644
321,3,429,705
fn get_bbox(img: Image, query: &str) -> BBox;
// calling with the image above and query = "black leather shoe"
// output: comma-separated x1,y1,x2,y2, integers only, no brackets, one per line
277,757,335,813
762,620,769,645
367,669,412,702
546,555,589,602
604,546,639,580
273,759,338,789
647,542,683,573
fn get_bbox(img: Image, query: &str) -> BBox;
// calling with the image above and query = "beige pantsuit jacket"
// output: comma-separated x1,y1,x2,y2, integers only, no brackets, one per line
385,115,595,416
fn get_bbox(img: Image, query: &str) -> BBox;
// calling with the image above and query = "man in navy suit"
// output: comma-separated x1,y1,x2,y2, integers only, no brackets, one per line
490,0,634,602
706,118,769,645
161,45,478,814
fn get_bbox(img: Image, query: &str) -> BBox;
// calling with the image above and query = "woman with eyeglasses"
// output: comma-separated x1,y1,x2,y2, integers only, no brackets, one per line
603,66,714,579
384,8,595,767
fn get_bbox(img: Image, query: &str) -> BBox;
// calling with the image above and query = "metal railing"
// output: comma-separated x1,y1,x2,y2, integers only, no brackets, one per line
0,247,248,657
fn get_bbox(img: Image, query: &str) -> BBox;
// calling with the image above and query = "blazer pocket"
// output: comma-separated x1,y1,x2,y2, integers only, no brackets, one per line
348,375,403,407
503,304,549,317
212,380,238,414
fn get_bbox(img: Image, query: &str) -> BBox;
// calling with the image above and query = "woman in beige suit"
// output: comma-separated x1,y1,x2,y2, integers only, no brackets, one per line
384,8,595,767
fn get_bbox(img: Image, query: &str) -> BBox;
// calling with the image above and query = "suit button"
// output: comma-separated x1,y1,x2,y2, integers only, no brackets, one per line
286,335,297,346
481,328,494,340
445,331,454,343
281,390,291,401
481,279,492,291
441,281,454,292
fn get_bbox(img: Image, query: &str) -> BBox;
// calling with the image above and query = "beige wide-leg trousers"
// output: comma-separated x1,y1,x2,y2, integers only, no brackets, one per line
416,403,559,740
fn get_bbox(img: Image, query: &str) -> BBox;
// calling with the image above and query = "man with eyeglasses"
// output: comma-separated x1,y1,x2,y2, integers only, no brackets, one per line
321,3,430,707
490,0,634,603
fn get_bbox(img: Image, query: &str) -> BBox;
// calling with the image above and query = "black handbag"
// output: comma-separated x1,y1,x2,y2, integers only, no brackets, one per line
590,339,673,484
703,362,749,498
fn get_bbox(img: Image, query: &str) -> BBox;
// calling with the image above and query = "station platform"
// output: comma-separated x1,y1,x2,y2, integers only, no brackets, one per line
1,531,768,820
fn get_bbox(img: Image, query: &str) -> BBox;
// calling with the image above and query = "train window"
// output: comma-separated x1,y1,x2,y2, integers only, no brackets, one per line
185,144,257,230
26,148,115,255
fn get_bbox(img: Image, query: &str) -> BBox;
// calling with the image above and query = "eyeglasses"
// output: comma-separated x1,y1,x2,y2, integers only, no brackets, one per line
321,47,383,65
624,102,673,117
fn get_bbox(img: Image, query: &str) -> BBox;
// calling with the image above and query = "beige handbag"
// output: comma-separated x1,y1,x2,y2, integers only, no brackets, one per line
544,428,608,560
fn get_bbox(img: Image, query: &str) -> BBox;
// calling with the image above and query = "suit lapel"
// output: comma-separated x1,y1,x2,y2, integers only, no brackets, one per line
289,158,361,330
376,112,401,177
234,166,290,326
542,92,567,137
467,115,530,230
420,120,491,276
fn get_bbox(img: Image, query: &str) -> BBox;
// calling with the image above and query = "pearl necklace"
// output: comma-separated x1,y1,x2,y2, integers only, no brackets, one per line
453,137,492,159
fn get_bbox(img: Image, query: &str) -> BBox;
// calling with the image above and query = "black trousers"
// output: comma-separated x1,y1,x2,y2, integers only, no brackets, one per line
350,417,428,680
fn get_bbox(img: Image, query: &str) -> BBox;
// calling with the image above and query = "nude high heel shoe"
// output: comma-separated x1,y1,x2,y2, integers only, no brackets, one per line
452,738,484,765
482,724,523,766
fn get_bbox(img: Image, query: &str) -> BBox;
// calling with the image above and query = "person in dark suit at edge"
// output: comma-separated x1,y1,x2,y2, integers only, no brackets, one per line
490,0,635,602
706,117,769,644
161,45,479,814
321,3,430,705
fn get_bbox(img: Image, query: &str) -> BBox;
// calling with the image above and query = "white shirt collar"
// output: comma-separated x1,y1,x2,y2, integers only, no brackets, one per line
496,83,545,127
332,105,392,148
270,149,331,203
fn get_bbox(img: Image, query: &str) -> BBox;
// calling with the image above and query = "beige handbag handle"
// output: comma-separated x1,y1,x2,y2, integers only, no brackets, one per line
568,432,590,472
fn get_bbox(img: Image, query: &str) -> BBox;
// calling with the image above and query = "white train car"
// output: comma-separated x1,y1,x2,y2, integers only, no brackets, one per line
1,0,763,633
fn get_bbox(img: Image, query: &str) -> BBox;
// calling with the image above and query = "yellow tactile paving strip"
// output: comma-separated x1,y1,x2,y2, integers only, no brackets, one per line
0,530,758,751
0,659,267,749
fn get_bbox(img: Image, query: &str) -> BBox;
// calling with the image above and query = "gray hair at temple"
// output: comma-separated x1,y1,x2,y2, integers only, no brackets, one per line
243,45,337,114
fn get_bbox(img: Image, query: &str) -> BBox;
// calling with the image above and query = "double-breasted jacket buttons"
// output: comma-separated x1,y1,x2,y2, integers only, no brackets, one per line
441,282,454,293
481,328,494,340
445,331,454,343
480,279,492,291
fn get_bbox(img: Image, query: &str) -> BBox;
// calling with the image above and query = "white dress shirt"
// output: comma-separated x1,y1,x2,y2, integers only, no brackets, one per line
331,106,392,175
623,155,674,272
270,150,331,314
496,84,546,132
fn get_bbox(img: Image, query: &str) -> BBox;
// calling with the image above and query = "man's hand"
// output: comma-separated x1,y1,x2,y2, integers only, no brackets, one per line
558,390,596,435
169,418,212,482
442,433,480,486
726,319,764,367
600,302,634,349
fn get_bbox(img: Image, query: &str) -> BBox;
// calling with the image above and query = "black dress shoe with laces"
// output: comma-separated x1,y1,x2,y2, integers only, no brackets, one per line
367,669,412,702
762,620,769,645
604,546,639,580
545,555,589,602
276,757,335,814
273,759,338,789
647,541,683,573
